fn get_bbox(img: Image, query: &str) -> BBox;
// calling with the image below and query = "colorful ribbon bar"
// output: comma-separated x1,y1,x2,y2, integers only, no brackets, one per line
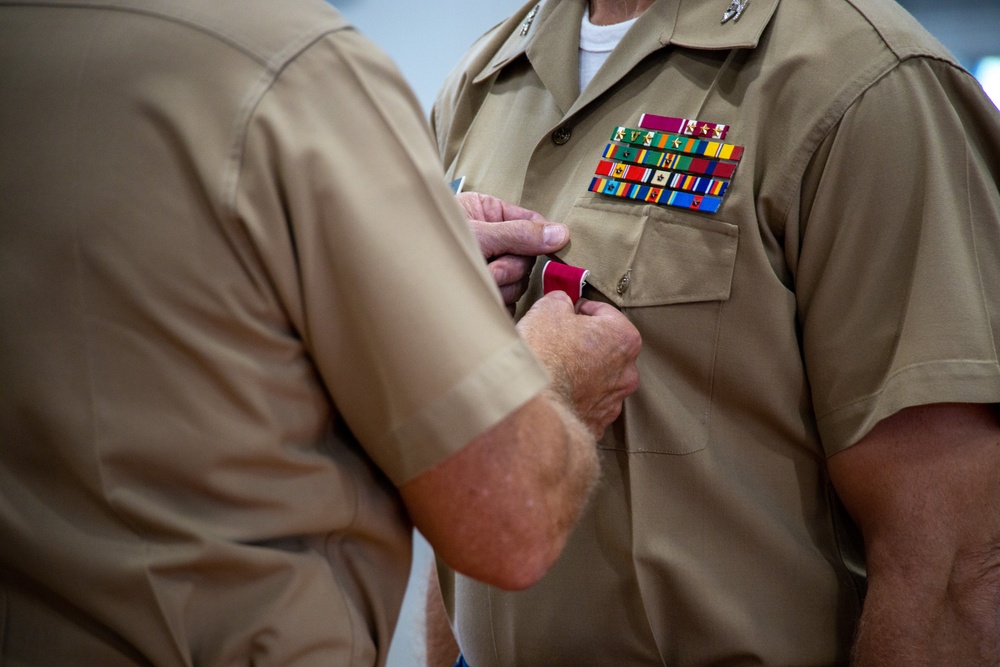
595,159,730,197
542,260,590,304
638,113,730,140
589,177,723,214
601,143,738,179
612,127,744,162
588,116,742,214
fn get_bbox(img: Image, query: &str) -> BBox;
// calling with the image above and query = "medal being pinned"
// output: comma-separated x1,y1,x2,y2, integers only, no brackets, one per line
542,261,590,304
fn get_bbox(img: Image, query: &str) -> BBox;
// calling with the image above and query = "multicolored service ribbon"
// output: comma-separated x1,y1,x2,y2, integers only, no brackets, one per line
587,118,744,214
638,113,730,140
612,126,743,161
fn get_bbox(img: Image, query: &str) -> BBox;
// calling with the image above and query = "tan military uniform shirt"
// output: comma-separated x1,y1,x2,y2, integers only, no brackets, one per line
0,1,548,665
433,0,1000,663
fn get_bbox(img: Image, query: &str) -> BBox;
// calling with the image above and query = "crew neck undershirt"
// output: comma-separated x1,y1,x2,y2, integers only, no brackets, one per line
579,5,638,93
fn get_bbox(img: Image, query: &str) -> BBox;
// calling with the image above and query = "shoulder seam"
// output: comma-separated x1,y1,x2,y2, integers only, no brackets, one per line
10,1,350,70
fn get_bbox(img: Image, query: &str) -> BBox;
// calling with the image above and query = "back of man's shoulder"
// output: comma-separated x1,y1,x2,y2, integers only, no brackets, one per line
93,0,353,69
841,0,957,64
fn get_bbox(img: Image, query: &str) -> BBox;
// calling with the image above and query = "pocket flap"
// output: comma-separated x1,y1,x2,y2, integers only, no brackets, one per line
555,194,738,308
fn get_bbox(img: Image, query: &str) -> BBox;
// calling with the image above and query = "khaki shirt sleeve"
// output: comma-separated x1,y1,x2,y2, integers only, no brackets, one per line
795,56,1000,456
234,28,549,485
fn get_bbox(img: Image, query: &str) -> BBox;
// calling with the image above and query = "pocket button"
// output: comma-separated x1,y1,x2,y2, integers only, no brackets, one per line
617,269,632,295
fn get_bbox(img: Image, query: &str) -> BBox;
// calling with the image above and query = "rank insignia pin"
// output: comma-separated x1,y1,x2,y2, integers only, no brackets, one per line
520,4,540,36
721,0,750,24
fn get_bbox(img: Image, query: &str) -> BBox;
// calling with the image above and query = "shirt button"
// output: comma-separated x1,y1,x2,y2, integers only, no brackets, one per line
551,126,572,145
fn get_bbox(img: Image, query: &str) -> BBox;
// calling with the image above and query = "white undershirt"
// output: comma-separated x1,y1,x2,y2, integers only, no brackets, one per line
579,5,638,93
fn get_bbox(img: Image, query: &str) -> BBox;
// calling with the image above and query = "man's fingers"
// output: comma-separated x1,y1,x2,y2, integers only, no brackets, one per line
577,299,623,319
496,199,549,223
490,256,532,307
470,219,568,259
457,191,549,224
531,289,575,310
488,254,534,288
498,281,529,309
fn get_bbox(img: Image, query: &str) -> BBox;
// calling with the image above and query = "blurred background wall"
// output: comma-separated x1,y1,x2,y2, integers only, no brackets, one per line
333,0,524,113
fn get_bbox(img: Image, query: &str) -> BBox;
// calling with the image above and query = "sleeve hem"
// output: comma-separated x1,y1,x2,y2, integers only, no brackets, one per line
376,339,550,486
817,359,1000,457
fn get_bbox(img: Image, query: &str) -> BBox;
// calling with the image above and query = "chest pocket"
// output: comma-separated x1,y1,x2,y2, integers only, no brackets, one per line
555,193,738,455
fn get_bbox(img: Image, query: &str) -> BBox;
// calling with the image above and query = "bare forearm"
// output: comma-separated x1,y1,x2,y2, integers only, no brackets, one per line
534,388,601,535
401,291,635,591
830,403,1000,667
852,557,1000,666
457,389,598,582
853,567,1000,665
402,391,598,590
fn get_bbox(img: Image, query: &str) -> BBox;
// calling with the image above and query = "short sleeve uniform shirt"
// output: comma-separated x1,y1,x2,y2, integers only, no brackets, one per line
432,0,1000,664
0,1,548,665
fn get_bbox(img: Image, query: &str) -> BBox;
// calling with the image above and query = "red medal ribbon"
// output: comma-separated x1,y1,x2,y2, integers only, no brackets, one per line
542,261,590,304
638,113,730,141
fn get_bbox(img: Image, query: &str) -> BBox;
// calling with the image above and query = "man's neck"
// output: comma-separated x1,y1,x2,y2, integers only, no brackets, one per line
588,0,655,26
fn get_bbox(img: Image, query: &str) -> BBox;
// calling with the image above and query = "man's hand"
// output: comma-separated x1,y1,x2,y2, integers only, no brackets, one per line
402,198,637,595
517,291,641,438
457,191,569,312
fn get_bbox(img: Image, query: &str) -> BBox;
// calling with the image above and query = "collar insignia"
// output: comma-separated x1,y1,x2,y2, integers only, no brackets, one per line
721,0,751,24
520,4,540,36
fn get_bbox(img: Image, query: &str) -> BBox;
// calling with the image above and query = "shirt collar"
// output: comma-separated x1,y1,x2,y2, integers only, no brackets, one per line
473,0,780,88
671,0,779,49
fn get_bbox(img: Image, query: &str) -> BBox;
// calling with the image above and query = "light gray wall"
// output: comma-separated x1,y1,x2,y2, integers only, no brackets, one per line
898,0,1000,68
333,0,526,114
